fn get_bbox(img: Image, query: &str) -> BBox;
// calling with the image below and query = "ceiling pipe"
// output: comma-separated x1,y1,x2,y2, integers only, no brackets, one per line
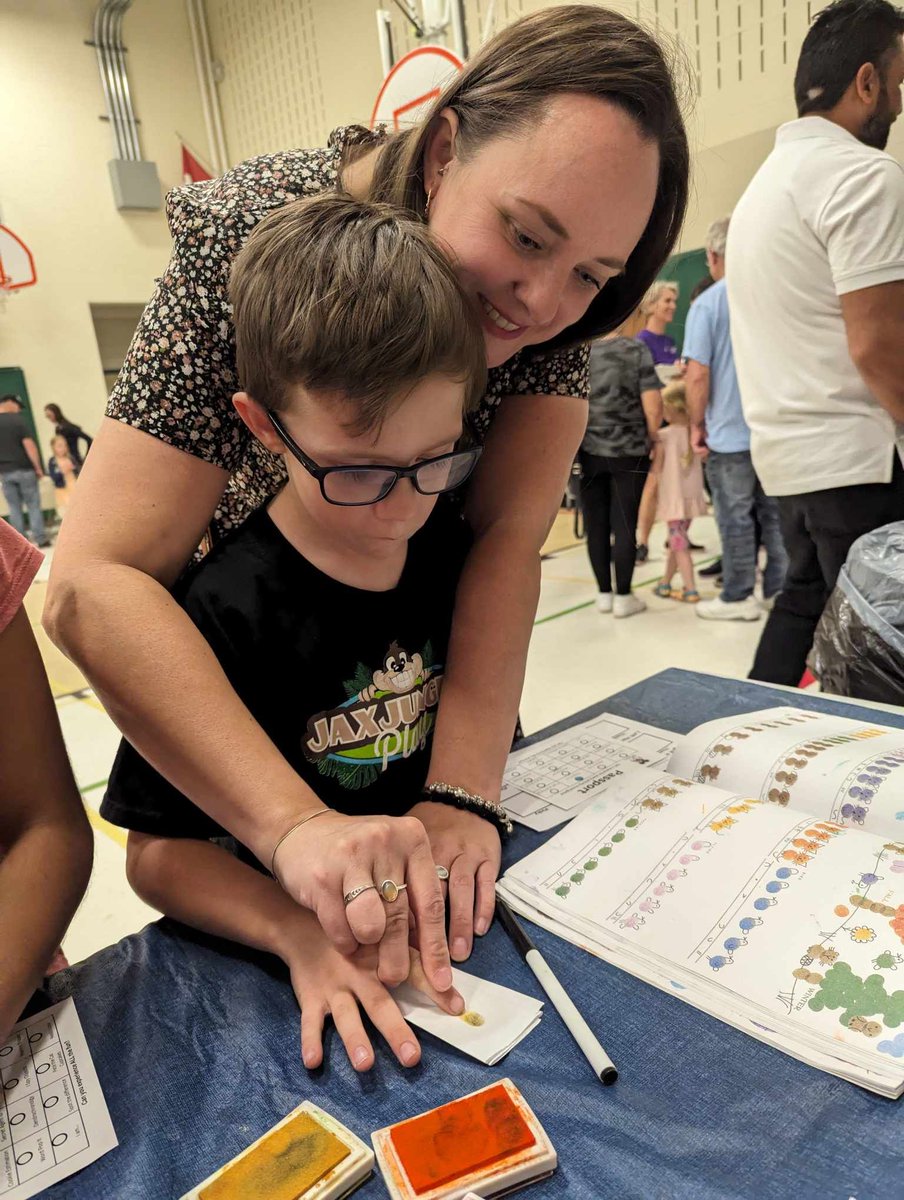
91,0,161,209
185,0,229,175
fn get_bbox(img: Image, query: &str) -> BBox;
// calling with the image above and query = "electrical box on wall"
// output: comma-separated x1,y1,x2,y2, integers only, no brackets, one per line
107,159,161,210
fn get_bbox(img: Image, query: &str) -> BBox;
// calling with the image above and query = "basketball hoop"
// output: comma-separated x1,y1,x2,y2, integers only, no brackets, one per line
0,225,37,299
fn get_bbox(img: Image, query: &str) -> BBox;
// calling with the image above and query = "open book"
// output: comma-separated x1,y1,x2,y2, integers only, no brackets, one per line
498,707,904,1096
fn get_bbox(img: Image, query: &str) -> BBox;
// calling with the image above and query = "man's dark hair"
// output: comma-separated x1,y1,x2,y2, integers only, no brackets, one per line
0,394,21,407
795,0,904,116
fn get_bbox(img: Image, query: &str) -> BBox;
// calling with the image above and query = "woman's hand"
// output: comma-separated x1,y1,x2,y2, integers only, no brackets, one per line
279,909,464,1072
272,808,453,993
406,801,501,962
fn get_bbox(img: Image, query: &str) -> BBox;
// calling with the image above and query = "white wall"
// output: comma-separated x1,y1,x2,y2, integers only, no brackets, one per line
0,0,211,458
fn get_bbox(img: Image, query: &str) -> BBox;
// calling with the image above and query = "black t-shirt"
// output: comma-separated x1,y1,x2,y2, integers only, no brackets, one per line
0,413,31,473
101,497,472,847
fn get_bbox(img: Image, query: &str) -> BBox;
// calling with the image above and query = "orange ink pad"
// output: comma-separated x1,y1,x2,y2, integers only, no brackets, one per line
180,1101,374,1200
372,1078,556,1199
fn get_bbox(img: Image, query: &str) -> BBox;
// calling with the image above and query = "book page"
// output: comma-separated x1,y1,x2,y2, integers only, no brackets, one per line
668,707,904,841
500,764,904,1090
502,715,678,831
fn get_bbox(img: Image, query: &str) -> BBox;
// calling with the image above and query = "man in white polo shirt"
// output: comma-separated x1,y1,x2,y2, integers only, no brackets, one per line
728,0,904,686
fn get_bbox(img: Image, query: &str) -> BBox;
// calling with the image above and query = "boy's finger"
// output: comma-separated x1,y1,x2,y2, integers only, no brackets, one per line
360,988,422,1068
299,1004,325,1070
330,994,375,1073
406,845,453,993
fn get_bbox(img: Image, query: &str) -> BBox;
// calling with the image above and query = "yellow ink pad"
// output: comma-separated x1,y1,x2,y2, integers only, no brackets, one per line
180,1102,374,1200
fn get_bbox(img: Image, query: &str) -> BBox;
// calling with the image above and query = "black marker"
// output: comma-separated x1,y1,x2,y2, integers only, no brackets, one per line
496,897,618,1085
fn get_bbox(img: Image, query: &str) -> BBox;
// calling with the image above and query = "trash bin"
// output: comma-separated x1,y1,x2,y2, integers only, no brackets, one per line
810,521,904,704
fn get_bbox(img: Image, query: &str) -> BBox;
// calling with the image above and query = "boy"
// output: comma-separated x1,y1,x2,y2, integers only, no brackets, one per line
101,194,487,1072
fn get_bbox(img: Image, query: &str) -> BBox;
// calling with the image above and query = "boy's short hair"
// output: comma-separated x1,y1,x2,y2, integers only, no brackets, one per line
229,193,487,433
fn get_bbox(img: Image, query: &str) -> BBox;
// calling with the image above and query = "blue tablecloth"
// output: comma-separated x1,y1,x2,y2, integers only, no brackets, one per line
44,669,904,1199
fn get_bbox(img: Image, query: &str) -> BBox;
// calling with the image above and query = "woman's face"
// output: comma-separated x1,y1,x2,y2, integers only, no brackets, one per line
651,288,677,325
44,407,56,422
425,94,660,368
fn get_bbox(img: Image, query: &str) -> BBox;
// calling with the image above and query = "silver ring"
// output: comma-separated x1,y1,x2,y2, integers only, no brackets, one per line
343,884,377,906
436,865,450,881
379,879,408,903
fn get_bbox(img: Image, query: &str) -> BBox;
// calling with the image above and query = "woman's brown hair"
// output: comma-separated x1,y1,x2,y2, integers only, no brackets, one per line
365,5,690,354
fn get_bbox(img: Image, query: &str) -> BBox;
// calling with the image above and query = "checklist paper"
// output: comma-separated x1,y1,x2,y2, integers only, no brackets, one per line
0,998,117,1199
394,969,543,1065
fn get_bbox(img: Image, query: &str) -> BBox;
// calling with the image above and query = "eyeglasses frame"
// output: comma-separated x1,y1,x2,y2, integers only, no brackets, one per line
266,410,482,507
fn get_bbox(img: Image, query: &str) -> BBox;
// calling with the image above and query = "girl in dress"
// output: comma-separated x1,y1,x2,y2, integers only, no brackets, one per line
653,381,707,603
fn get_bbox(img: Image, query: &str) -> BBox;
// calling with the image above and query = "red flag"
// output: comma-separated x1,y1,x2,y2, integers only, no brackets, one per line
181,143,212,184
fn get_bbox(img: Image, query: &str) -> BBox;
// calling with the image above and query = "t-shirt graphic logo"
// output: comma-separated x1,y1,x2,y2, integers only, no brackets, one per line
304,641,441,789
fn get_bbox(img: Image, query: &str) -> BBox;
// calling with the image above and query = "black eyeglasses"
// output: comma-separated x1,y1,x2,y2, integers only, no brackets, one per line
267,411,483,506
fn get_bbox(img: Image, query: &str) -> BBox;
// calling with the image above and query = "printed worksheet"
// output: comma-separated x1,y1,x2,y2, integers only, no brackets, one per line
669,706,904,840
499,763,904,1095
0,999,117,1198
503,714,678,830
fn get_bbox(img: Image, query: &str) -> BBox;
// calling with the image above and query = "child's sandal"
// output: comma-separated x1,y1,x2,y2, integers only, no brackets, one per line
654,581,673,599
679,588,701,603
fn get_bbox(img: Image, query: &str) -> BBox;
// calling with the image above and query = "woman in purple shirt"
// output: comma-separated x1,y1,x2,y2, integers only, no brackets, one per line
636,280,679,366
635,280,679,560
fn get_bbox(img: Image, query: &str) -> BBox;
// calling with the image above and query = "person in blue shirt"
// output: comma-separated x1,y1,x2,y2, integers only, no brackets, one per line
684,217,788,621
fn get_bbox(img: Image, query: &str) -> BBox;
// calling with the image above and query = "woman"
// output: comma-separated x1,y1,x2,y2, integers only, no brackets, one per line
634,280,688,563
580,331,663,618
43,405,92,465
46,6,688,996
635,280,680,372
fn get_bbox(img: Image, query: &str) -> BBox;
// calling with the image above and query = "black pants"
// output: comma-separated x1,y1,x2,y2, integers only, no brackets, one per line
579,452,649,594
749,456,904,685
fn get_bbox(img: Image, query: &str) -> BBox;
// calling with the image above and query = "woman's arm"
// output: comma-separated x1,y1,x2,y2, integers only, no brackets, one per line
125,831,463,1070
43,419,451,991
429,391,588,798
420,393,587,952
0,609,93,1041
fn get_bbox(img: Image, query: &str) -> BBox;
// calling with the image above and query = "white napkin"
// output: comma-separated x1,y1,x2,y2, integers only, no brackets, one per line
394,968,543,1066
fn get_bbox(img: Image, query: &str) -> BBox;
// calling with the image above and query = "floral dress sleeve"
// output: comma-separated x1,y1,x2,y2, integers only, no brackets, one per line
468,343,591,442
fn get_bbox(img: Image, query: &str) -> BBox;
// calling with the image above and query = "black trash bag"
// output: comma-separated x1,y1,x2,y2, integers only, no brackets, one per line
810,521,904,704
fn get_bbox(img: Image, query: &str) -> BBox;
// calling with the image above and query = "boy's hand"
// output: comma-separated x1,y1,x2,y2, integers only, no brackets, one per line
278,910,464,1071
406,801,501,962
271,808,452,994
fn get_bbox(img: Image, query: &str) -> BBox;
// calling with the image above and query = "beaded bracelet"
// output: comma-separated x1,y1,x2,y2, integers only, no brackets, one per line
421,782,514,838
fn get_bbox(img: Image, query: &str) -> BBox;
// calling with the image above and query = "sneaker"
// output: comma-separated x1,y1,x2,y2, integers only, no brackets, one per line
596,592,613,613
613,593,647,619
696,595,762,622
699,559,723,578
635,543,649,564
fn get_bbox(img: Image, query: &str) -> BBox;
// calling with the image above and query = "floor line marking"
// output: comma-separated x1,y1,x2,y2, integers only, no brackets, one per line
85,805,127,850
533,555,721,626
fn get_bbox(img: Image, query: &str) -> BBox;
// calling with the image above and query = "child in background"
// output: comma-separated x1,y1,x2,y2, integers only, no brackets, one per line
653,380,707,603
0,520,93,1041
48,435,80,515
101,194,494,1074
